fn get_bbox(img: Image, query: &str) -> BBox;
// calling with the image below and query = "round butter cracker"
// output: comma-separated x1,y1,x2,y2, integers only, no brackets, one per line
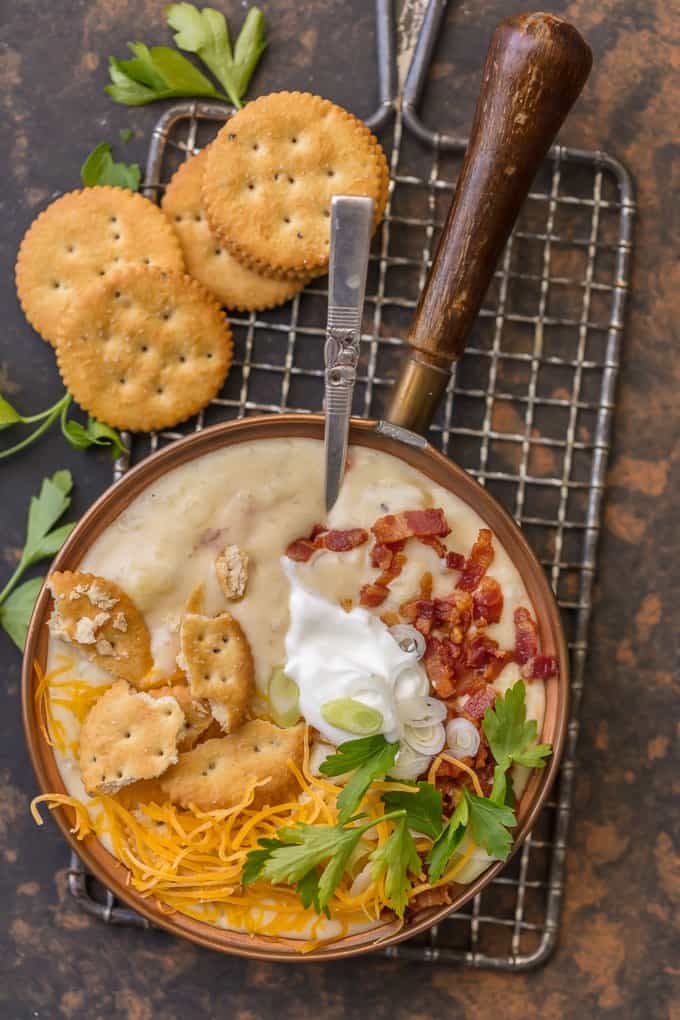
15,187,184,345
162,149,308,311
55,265,232,432
202,91,389,279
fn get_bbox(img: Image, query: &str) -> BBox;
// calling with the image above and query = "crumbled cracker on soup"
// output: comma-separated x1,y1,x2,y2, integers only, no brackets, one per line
148,685,212,751
159,719,306,811
215,545,249,601
79,680,184,795
179,611,254,733
48,571,153,687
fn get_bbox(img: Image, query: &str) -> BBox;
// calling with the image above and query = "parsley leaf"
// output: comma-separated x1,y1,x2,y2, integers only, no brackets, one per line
81,142,141,190
60,406,128,461
243,813,406,913
0,577,45,651
427,795,468,883
382,782,443,841
482,681,552,771
370,815,421,917
465,790,516,861
106,42,226,106
319,735,399,823
166,4,266,109
0,471,76,650
0,395,22,429
119,128,134,143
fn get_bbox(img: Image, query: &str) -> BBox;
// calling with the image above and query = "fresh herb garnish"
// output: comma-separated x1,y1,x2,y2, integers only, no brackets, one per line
427,682,552,880
166,4,267,109
0,392,127,462
119,127,135,143
319,734,399,823
370,814,421,917
382,781,443,841
81,142,141,190
242,811,406,914
483,680,552,805
106,41,227,106
0,471,76,650
427,795,469,883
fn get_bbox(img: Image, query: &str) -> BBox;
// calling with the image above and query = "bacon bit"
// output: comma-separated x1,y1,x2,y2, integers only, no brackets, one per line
526,654,558,680
416,616,433,636
472,576,504,625
371,543,394,570
401,598,436,623
463,685,497,719
381,610,401,627
285,538,317,562
423,636,461,698
446,551,465,571
340,598,353,613
359,583,390,608
456,528,494,592
410,886,452,912
419,572,433,599
513,606,538,665
286,526,368,562
320,528,369,552
372,508,451,544
419,535,448,558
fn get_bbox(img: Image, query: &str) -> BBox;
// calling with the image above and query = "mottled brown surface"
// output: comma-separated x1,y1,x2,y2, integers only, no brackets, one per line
1,1,678,1018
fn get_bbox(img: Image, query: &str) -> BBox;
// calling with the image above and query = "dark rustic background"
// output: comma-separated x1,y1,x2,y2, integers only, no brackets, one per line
1,1,678,1018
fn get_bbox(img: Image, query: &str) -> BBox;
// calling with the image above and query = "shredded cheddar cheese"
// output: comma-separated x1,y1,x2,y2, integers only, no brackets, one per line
31,659,486,944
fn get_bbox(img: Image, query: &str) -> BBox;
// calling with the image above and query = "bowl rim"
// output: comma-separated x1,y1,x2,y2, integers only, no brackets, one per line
22,413,569,961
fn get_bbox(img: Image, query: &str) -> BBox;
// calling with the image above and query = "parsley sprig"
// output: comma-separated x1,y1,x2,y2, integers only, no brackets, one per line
106,5,266,108
81,142,141,191
0,471,75,650
319,734,399,823
242,682,552,915
0,393,127,463
166,4,266,109
243,810,412,916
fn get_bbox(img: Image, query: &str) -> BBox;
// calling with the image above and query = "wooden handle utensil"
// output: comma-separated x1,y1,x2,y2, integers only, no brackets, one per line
387,12,592,431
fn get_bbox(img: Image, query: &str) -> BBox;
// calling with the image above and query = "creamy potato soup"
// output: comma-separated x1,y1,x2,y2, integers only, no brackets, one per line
39,438,554,946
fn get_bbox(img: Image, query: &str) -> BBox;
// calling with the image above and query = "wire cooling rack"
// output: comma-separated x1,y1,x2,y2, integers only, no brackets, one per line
65,0,635,965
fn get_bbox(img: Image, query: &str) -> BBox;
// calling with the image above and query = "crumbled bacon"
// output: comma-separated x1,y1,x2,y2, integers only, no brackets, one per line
446,551,466,571
462,684,497,719
456,528,494,592
422,636,461,698
359,583,390,608
472,576,504,625
419,572,433,599
371,543,395,570
409,886,452,912
525,654,558,680
372,508,451,544
285,538,317,562
513,606,538,665
320,528,369,552
285,526,368,562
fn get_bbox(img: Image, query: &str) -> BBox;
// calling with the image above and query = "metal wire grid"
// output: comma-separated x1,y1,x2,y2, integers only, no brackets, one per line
66,101,634,969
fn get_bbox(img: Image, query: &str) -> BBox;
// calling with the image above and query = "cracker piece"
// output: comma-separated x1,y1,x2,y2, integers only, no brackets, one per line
148,685,212,751
55,264,233,432
215,545,249,601
15,187,184,345
48,571,153,686
159,720,306,810
202,92,388,279
180,611,255,732
79,680,184,795
162,149,308,310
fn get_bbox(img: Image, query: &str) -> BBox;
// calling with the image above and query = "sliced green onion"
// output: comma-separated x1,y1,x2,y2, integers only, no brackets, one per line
321,698,383,736
268,666,301,728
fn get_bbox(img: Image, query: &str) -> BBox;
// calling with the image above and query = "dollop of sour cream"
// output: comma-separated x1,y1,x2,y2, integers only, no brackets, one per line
283,563,446,778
